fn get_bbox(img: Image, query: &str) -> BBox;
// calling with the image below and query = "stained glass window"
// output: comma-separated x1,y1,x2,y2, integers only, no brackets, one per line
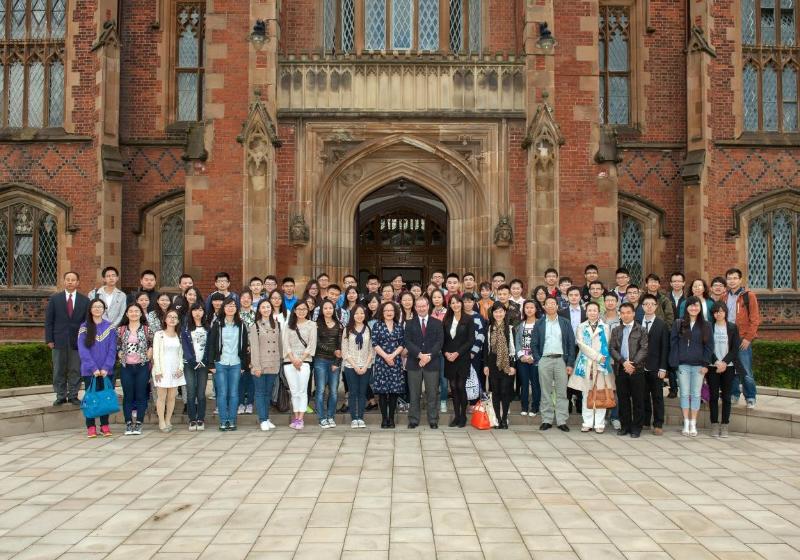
0,0,66,128
176,2,204,122
599,5,631,125
161,212,184,288
742,0,800,132
0,202,57,289
748,208,800,290
620,215,644,286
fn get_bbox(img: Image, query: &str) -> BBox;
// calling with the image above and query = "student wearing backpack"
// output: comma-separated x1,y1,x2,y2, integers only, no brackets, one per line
723,268,761,409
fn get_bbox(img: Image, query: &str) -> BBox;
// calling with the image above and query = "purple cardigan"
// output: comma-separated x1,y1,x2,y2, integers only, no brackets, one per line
77,319,118,377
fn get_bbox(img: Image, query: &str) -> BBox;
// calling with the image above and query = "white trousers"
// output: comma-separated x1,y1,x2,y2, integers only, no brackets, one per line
582,392,606,429
284,362,311,413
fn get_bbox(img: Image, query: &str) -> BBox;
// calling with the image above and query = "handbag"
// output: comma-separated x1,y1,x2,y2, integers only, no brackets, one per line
701,380,710,404
470,400,492,430
466,365,480,401
276,369,292,413
484,392,499,427
587,363,616,410
81,376,120,419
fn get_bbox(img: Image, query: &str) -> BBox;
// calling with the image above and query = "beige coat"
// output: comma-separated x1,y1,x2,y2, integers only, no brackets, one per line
567,321,616,392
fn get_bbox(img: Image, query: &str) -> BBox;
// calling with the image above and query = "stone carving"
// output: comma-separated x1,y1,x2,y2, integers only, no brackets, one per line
237,93,281,176
289,214,310,246
91,19,120,52
494,216,513,247
594,125,622,164
339,163,363,186
440,162,463,186
523,92,565,193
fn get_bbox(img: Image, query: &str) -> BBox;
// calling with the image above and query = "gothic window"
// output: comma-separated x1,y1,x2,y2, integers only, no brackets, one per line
324,0,355,54
0,201,57,288
742,0,800,132
619,214,644,285
176,2,205,122
160,210,184,288
0,0,66,128
747,207,800,289
599,5,631,125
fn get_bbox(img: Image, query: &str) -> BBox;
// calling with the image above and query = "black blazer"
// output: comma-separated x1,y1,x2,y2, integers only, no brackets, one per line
710,321,741,367
403,315,444,371
442,316,475,366
45,291,90,349
642,316,669,373
558,307,587,330
610,322,649,372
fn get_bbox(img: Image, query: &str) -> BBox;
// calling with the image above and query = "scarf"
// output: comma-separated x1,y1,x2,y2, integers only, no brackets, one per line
354,325,365,350
491,323,510,372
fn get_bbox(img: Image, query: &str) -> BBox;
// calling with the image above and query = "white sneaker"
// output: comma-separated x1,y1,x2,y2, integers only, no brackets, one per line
520,411,528,416
327,419,336,428
529,411,538,417
245,404,253,414
351,420,359,429
611,419,621,430
358,419,366,428
746,400,756,409
266,420,276,429
237,404,246,414
260,421,271,431
320,419,330,429
440,401,447,413
689,426,698,437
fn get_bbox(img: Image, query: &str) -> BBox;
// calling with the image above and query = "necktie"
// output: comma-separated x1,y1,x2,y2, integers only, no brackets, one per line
421,317,427,336
645,320,651,333
67,293,73,318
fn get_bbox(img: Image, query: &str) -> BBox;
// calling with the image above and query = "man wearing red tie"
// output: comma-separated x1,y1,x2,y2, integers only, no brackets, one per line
45,271,90,405
403,297,444,429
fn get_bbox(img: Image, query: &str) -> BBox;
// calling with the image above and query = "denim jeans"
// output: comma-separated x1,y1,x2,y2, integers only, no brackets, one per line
314,358,340,421
678,364,704,411
439,356,447,402
344,367,370,420
516,359,541,413
215,362,241,425
730,345,757,402
253,373,277,422
238,368,254,406
121,363,149,423
184,363,208,422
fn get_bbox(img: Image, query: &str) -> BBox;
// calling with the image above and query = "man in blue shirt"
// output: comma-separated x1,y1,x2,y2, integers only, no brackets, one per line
282,277,298,312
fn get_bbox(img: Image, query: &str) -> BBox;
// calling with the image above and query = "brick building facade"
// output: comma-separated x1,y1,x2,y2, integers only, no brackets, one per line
0,0,798,341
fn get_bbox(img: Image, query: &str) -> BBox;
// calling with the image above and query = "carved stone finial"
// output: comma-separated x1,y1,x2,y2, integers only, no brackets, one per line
289,214,310,246
91,19,120,52
494,216,513,247
686,25,717,57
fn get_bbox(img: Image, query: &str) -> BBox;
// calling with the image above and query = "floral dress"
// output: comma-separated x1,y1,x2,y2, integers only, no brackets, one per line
371,321,405,394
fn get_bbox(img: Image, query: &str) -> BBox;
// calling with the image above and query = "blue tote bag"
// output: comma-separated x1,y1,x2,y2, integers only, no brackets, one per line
81,376,120,419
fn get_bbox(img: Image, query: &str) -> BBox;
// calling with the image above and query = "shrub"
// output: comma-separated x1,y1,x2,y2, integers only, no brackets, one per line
752,340,800,390
0,343,52,389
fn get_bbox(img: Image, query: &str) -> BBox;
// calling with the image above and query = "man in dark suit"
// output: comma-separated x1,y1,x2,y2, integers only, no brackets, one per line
558,286,587,415
404,296,444,429
45,271,90,405
640,294,670,435
610,302,649,438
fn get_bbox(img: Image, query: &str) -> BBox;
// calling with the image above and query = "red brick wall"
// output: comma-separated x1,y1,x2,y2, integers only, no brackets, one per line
279,0,317,54
507,121,528,278
275,123,298,278
487,0,524,54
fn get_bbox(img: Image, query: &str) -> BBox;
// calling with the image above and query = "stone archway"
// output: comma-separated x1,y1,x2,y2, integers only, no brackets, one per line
313,134,491,281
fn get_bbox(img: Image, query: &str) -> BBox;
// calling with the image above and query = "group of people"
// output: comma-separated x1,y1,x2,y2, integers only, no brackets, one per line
44,263,761,439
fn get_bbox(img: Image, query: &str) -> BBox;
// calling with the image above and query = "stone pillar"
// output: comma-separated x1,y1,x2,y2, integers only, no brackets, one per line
682,2,716,281
91,2,124,276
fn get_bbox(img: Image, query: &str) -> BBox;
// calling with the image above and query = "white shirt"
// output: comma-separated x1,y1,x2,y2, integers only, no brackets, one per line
418,315,429,330
449,319,458,339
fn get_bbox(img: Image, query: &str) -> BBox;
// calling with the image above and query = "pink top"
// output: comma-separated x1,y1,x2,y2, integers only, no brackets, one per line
125,329,141,364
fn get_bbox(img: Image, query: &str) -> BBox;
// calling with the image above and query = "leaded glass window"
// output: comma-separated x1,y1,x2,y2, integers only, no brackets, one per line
365,0,386,49
619,215,644,286
391,0,413,50
418,0,439,51
176,2,204,122
742,0,800,131
0,0,66,128
449,0,462,52
0,202,58,289
599,5,631,125
161,211,184,288
748,208,800,290
324,0,355,54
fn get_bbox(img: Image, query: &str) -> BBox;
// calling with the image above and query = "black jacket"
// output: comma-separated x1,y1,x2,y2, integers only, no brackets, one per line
710,321,741,368
207,320,250,367
45,291,90,349
669,320,713,368
403,315,444,371
442,316,475,366
641,316,669,373
558,306,587,332
610,322,649,372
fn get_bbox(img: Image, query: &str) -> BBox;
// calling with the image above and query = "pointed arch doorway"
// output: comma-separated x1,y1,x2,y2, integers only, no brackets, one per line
356,180,447,286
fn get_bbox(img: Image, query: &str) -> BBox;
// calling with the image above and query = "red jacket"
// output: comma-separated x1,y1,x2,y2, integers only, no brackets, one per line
722,290,761,342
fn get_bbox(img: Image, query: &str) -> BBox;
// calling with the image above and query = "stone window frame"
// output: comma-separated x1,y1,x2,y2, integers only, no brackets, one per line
321,0,483,56
0,182,75,294
161,0,205,126
618,193,669,282
730,188,800,292
135,190,185,291
598,0,647,132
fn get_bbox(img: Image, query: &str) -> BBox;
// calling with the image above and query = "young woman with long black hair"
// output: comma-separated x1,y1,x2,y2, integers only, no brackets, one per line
78,298,118,437
483,301,516,429
442,295,476,427
314,300,343,428
180,302,209,431
152,308,185,432
371,302,405,428
117,302,153,435
342,304,375,428
249,298,283,431
282,301,317,429
208,297,249,431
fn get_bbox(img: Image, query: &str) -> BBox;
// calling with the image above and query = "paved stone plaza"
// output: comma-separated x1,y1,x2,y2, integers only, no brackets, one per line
1,427,800,560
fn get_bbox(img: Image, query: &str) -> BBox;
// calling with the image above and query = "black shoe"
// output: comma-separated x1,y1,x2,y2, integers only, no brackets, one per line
429,423,438,429
557,424,570,432
69,397,81,405
380,419,389,429
540,423,552,431
448,418,459,427
458,419,467,428
366,402,378,411
53,397,67,406
630,432,640,438
338,404,350,414
617,429,631,436
407,422,418,429
667,390,677,399
500,421,509,430
388,420,396,429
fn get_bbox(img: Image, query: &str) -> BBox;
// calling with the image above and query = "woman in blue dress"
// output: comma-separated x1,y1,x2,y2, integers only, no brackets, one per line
371,301,405,429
